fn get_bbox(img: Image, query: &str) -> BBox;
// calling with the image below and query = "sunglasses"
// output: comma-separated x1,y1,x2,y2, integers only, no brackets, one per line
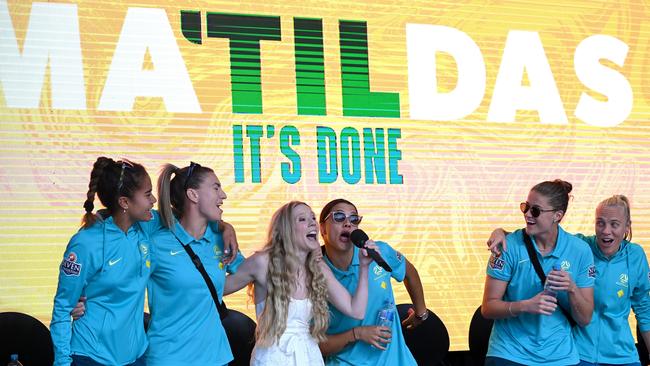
520,202,556,218
325,211,363,225
183,161,201,190
117,160,134,193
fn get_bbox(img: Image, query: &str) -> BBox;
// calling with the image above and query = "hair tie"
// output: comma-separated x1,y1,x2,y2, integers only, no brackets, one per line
83,200,94,213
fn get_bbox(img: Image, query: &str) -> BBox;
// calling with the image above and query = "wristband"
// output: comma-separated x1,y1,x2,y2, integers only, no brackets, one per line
352,327,358,341
415,310,429,321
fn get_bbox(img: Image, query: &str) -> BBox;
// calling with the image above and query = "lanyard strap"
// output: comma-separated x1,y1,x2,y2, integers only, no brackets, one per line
176,236,229,320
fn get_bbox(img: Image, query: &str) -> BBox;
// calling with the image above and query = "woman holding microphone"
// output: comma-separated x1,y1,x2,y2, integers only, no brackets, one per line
317,198,427,366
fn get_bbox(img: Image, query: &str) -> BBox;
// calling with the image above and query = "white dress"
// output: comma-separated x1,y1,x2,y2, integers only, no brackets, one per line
250,298,324,366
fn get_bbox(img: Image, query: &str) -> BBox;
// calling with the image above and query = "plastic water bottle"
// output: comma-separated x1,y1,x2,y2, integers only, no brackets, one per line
7,354,23,366
376,301,394,347
376,301,395,329
544,264,561,297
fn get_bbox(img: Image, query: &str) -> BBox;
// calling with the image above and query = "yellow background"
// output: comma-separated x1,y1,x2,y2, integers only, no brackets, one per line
1,0,649,351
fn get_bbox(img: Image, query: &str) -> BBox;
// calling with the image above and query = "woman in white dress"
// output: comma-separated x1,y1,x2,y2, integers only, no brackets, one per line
224,201,374,365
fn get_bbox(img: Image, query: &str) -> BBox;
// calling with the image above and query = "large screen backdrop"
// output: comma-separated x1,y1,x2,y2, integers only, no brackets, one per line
1,0,649,350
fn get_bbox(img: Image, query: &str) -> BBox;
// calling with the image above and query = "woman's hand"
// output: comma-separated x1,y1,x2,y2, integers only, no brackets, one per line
486,228,508,255
358,240,378,267
311,247,324,263
354,325,392,350
546,269,577,294
401,307,425,329
524,291,558,315
220,221,239,264
71,297,86,320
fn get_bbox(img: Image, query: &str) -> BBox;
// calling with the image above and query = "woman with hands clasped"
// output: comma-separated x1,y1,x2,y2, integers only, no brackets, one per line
481,179,595,366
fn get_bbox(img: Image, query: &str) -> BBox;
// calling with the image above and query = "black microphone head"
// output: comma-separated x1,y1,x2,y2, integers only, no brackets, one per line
350,229,369,248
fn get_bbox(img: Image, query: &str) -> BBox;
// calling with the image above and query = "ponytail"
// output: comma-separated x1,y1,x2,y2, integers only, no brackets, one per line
619,195,633,241
158,162,215,229
158,164,179,229
82,157,114,228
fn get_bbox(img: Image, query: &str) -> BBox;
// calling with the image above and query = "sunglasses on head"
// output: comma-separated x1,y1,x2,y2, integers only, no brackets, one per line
520,202,556,218
183,161,201,190
325,211,363,225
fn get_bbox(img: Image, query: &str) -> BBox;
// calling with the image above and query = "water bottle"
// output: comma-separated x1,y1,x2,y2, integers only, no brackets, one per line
543,264,561,297
7,354,23,366
376,301,395,329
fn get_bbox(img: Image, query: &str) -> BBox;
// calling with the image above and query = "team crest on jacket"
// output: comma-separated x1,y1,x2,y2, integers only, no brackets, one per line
61,252,82,276
373,265,384,276
139,242,149,255
588,265,596,278
489,254,504,270
560,260,571,271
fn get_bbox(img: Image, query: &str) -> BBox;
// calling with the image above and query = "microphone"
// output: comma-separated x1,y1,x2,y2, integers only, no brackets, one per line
350,229,392,272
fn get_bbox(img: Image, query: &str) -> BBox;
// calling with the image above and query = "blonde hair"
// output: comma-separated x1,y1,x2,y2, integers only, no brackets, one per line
597,194,632,241
255,201,330,347
157,164,180,229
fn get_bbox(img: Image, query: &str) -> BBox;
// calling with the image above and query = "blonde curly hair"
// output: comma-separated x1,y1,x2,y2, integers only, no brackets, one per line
255,201,330,347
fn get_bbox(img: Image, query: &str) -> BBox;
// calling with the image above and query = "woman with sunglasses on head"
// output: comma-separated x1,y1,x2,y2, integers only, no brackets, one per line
51,157,157,366
317,198,426,366
222,201,373,365
481,179,595,366
487,195,650,366
145,162,245,366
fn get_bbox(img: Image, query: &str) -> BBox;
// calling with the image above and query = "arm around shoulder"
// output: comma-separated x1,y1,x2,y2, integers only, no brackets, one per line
224,251,266,296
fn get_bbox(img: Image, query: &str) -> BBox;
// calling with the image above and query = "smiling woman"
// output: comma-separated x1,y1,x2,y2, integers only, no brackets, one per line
222,201,374,366
50,157,156,366
481,179,595,366
145,162,245,366
486,194,650,365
